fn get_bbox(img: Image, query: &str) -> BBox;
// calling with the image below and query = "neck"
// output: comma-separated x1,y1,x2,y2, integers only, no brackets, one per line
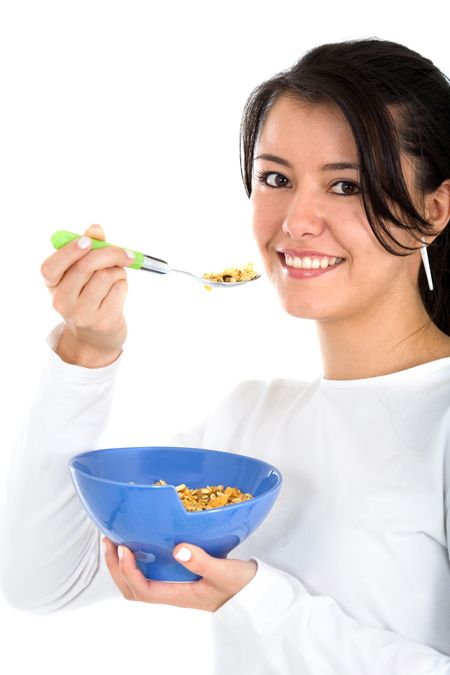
316,295,450,381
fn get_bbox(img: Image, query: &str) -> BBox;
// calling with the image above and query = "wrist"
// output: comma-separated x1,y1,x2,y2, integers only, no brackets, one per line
55,329,123,368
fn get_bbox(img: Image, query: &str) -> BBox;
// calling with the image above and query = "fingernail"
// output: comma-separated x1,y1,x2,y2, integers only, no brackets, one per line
175,547,192,562
78,236,91,249
124,249,135,260
118,545,125,560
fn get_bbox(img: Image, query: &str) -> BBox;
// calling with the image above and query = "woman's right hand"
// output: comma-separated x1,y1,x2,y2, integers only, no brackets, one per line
40,224,134,368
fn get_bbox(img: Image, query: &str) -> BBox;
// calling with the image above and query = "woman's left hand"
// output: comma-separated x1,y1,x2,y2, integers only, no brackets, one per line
103,537,257,611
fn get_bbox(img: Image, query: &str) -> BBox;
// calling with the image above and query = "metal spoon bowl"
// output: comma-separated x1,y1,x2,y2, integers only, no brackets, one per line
51,231,261,288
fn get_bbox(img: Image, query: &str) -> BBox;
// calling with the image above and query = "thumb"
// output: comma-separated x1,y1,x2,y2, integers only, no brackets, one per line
173,543,226,581
173,543,256,590
84,223,106,240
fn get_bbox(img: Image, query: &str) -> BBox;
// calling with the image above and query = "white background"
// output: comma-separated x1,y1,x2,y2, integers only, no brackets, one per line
0,1,448,673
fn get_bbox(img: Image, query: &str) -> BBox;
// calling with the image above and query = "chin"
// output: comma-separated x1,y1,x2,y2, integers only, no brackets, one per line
267,266,349,320
280,296,329,321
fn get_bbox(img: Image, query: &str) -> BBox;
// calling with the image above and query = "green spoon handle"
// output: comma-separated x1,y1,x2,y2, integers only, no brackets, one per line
51,230,145,270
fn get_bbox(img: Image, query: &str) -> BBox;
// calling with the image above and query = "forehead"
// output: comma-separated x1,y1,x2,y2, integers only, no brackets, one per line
256,95,357,162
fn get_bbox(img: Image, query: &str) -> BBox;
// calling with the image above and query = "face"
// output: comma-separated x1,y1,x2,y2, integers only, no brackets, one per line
251,95,422,323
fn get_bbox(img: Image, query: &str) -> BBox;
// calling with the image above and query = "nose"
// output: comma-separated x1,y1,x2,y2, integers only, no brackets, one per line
281,189,327,240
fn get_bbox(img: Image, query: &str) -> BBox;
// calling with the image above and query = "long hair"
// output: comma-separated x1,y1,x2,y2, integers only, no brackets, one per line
240,39,450,335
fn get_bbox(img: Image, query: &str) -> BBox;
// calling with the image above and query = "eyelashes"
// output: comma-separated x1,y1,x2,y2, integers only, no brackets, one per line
254,170,361,196
255,170,289,189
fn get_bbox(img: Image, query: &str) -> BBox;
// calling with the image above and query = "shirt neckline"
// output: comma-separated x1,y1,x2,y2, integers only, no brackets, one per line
319,356,450,388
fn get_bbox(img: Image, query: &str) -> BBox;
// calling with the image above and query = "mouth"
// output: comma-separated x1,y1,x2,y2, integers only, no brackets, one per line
277,251,346,278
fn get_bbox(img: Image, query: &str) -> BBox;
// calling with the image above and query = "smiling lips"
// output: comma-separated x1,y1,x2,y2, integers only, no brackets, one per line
278,250,345,277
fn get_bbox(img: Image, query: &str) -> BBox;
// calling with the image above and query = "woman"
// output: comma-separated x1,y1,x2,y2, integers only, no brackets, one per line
1,38,449,673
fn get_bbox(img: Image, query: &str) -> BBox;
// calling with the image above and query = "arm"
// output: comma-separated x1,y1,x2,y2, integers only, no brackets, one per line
212,559,450,674
0,331,123,613
0,224,134,613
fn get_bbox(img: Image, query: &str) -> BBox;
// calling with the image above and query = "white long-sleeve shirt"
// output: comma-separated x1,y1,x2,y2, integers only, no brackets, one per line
1,331,450,674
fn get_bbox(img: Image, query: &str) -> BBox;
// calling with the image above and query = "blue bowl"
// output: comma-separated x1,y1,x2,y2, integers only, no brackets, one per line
69,446,282,582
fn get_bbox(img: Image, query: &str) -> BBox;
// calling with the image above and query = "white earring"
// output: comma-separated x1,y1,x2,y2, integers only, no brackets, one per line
420,238,434,291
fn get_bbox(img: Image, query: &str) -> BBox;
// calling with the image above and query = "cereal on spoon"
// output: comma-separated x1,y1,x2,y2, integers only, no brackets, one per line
202,262,258,291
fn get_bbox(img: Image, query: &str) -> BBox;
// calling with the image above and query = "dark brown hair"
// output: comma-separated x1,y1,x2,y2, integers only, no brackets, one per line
240,39,450,336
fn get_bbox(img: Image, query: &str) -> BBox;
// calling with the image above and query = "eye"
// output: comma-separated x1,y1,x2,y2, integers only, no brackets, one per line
331,180,361,196
255,170,289,188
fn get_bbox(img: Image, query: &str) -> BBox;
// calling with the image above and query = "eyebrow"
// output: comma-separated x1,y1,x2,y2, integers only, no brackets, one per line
254,153,359,171
254,153,292,167
322,162,360,171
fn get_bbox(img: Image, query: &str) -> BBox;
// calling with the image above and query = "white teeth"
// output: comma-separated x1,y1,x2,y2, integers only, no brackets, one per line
284,254,343,269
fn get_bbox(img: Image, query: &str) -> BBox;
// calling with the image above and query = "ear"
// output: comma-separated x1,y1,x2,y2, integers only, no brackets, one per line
423,178,450,243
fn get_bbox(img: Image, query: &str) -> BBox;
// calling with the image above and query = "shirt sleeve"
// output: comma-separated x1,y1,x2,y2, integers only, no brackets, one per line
212,559,450,674
0,326,126,613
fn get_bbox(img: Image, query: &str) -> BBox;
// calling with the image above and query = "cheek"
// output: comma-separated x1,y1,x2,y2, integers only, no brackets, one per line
250,199,279,248
349,243,415,299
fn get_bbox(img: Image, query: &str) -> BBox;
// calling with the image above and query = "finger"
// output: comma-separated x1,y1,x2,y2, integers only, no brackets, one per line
51,248,132,317
98,276,128,317
74,267,127,323
116,545,154,596
41,236,94,289
83,223,105,241
103,538,137,600
42,228,132,291
117,545,200,607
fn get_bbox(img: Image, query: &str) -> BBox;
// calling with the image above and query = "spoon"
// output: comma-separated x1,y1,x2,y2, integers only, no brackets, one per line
51,230,261,288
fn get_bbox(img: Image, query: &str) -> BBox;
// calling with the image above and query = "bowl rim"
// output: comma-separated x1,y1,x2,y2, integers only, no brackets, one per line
69,445,283,514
